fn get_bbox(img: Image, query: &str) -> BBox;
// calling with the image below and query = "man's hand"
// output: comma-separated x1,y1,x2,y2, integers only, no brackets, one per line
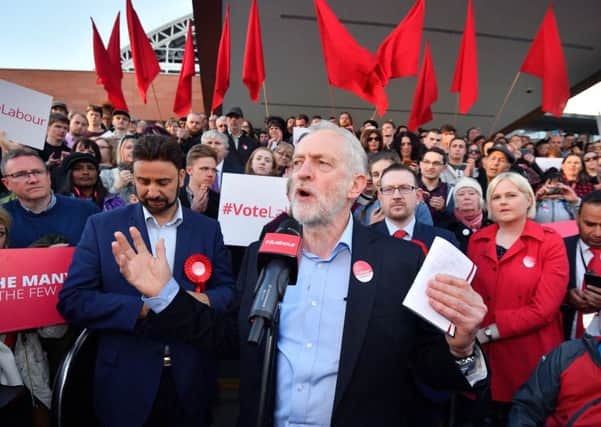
186,291,211,307
582,286,601,313
190,185,209,213
567,288,592,311
429,195,445,211
426,273,487,357
111,226,172,297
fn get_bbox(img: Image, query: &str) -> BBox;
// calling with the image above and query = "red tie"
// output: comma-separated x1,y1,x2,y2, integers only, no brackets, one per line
576,248,601,338
393,229,408,240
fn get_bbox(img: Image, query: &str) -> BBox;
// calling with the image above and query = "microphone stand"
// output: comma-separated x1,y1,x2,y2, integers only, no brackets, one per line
255,304,280,427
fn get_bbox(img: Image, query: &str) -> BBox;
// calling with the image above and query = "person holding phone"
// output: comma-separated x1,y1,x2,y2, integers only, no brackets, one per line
562,190,601,340
534,167,580,224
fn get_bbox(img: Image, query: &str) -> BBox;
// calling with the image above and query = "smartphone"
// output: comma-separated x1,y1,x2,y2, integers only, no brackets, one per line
584,271,601,288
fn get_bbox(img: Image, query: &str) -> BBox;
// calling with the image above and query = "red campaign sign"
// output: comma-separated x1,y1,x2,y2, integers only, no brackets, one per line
544,220,578,238
0,247,74,333
259,233,301,258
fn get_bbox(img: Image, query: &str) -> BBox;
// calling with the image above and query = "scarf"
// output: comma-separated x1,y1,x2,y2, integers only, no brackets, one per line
454,209,484,231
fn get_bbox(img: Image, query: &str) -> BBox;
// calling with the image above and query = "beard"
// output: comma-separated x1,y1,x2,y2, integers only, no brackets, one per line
289,180,349,227
137,179,179,216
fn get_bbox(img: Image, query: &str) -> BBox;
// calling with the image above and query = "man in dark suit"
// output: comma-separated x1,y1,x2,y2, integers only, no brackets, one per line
224,107,257,170
562,190,601,340
119,123,489,426
58,136,236,427
371,163,459,249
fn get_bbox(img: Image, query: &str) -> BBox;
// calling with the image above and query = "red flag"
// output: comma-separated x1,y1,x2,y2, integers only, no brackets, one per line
407,42,438,131
126,0,160,103
242,0,265,102
520,5,569,117
211,5,230,112
450,0,478,113
314,0,388,115
173,22,196,116
376,0,424,85
106,12,123,81
91,18,128,110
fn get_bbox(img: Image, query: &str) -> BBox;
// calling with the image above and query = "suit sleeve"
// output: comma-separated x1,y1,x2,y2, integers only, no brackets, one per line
494,232,569,338
204,222,236,312
57,217,143,331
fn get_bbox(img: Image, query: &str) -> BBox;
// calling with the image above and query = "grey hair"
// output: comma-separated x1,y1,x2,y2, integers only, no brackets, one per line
1,147,45,176
302,121,368,177
201,129,229,146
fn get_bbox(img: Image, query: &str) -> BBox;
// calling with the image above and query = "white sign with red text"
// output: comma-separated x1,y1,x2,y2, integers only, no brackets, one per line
0,80,52,150
218,173,289,246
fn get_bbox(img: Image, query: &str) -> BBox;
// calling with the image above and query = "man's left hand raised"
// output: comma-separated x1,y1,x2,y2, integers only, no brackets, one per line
112,226,171,297
426,273,487,357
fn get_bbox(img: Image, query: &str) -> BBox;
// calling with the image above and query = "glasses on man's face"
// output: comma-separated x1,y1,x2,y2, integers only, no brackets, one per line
4,169,46,181
380,184,416,196
468,150,480,155
367,136,381,142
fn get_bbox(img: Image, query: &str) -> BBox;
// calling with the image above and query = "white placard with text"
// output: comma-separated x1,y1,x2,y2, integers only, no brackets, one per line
218,173,290,246
0,80,52,150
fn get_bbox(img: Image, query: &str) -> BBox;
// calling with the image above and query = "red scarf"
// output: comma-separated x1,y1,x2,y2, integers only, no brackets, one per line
454,209,484,231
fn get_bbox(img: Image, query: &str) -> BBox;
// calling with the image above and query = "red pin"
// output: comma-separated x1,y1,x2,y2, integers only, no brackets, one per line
184,254,212,293
352,260,374,283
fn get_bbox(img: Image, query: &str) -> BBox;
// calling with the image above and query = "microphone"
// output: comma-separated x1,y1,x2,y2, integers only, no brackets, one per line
248,218,302,345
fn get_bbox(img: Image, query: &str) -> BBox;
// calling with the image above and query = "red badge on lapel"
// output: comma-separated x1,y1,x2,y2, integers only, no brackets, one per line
184,254,212,293
352,260,374,283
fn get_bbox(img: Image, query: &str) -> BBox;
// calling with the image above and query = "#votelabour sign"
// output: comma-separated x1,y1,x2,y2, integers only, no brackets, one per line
0,80,52,151
0,247,74,333
218,173,289,247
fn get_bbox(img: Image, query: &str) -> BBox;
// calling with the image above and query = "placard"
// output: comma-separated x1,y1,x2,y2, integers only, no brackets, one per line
0,247,73,333
218,173,289,246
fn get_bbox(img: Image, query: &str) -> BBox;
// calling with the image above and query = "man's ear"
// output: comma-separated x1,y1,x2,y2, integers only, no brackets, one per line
348,174,367,200
178,169,186,188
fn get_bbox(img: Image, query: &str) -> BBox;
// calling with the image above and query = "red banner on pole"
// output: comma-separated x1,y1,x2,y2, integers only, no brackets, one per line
0,247,74,333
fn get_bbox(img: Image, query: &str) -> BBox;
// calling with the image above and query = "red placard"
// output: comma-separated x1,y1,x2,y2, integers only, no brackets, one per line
544,220,578,238
259,233,301,258
0,247,74,333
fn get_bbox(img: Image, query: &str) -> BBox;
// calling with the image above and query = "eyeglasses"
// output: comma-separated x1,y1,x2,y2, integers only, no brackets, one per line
584,156,599,162
380,184,417,196
367,136,381,142
3,169,46,181
468,150,480,154
205,141,224,146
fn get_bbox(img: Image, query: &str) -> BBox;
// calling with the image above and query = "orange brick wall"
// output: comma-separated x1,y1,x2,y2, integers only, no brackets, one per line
0,69,205,121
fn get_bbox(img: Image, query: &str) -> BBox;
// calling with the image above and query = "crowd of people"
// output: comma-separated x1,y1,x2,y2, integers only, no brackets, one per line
1,100,601,427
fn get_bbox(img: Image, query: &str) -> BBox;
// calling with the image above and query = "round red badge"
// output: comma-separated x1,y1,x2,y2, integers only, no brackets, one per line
184,254,212,293
352,260,374,283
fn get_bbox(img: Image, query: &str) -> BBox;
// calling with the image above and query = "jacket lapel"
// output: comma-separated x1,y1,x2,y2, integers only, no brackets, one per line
130,204,152,251
173,209,194,288
333,223,379,412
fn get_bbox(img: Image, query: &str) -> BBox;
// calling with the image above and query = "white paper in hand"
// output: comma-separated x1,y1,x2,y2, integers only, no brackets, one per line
402,237,477,336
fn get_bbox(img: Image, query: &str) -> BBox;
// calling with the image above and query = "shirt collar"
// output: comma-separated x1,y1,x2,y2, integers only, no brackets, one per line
302,213,354,261
384,216,416,238
142,199,184,228
20,192,56,213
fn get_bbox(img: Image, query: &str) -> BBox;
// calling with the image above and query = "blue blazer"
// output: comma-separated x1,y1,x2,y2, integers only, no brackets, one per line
57,203,236,427
370,219,460,249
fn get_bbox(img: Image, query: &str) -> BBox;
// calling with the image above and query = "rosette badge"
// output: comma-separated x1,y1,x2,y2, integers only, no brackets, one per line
184,254,212,293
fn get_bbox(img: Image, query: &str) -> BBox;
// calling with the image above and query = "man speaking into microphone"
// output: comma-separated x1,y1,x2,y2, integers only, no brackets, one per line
116,122,489,427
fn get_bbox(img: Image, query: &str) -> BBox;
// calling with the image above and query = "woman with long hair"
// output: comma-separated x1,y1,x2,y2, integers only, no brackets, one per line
561,152,594,197
245,147,276,176
61,153,125,211
99,134,138,203
359,129,384,154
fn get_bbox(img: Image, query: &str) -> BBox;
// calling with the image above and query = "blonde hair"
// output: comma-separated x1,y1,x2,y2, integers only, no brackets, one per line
486,172,536,219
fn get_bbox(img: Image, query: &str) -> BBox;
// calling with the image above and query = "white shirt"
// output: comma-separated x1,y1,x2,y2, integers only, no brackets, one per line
384,216,416,239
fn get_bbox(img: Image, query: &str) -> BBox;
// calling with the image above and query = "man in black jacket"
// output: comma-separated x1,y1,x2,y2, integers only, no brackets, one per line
224,107,257,169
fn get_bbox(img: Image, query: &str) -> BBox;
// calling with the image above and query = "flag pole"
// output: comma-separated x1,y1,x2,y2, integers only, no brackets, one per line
489,71,521,137
262,82,270,118
328,85,337,119
370,108,378,121
453,94,459,128
150,82,163,121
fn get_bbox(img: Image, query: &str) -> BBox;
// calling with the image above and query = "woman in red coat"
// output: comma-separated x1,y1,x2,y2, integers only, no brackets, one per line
468,172,568,425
